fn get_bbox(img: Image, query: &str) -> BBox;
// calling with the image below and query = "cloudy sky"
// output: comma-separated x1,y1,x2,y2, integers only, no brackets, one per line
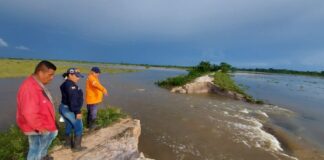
0,0,323,70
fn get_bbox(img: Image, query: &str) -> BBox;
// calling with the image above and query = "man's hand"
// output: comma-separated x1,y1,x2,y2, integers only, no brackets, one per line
103,90,109,96
76,113,82,119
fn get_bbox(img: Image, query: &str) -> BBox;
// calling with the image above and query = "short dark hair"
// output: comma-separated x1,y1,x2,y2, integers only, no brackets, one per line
34,60,57,74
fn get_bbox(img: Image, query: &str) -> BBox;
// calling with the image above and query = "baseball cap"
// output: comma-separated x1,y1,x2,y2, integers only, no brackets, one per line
91,67,101,73
66,68,84,78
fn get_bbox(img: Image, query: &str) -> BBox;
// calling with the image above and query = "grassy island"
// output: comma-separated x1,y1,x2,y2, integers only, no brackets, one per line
157,61,262,104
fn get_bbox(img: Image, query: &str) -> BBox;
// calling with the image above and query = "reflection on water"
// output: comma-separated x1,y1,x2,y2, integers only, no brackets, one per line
1,70,322,159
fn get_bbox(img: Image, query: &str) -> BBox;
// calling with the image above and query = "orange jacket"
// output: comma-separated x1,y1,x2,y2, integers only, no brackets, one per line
86,74,107,104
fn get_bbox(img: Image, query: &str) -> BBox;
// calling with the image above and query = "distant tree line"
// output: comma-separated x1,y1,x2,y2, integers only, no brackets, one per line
188,61,324,77
234,67,324,77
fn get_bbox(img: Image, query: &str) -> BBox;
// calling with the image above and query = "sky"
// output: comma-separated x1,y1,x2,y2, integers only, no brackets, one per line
0,0,323,71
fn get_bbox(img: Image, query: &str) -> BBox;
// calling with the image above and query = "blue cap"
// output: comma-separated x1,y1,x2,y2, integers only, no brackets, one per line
67,68,84,78
91,67,101,73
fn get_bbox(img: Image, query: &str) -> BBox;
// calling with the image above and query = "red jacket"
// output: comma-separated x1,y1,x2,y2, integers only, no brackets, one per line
16,76,57,134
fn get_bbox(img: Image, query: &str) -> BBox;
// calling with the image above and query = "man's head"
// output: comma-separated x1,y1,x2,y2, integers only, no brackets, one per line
90,67,101,77
34,60,57,85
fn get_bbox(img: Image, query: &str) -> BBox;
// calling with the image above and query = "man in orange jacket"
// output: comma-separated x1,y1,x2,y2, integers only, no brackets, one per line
85,67,108,130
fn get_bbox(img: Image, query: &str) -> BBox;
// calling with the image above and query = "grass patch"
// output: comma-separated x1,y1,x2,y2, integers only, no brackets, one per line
156,70,206,88
213,72,246,95
213,72,260,103
0,126,28,160
82,107,126,128
0,106,126,159
0,58,137,78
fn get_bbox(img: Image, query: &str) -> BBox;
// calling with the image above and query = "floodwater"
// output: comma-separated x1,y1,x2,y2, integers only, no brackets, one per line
233,72,324,150
0,69,323,159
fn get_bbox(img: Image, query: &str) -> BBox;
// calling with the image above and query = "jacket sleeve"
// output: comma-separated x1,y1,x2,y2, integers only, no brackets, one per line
90,77,107,93
66,85,83,114
20,88,44,131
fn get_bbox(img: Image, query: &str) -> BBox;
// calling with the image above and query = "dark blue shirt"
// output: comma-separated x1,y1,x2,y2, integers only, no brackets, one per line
60,79,83,114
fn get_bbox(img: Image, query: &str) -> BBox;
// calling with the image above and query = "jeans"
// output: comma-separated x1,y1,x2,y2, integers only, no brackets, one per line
27,131,57,160
87,104,98,124
59,104,83,137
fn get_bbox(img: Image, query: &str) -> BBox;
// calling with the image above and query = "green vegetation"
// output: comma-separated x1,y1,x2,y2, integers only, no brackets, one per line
213,72,255,103
0,126,27,160
157,61,264,104
156,61,233,88
83,107,126,128
213,72,245,95
0,106,126,160
156,70,205,88
235,68,324,77
0,58,137,78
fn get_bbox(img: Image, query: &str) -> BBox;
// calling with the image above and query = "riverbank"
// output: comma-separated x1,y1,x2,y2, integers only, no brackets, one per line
0,106,128,159
51,118,153,160
0,58,138,78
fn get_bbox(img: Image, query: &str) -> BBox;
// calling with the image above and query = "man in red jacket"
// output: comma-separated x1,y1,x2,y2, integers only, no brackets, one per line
17,60,57,160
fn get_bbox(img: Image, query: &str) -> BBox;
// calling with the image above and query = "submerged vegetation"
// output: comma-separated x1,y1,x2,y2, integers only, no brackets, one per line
0,106,126,160
0,58,137,78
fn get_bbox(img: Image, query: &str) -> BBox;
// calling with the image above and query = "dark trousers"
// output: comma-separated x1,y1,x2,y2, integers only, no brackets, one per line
87,104,98,125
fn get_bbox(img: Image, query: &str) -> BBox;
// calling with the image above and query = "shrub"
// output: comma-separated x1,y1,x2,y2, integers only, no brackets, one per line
219,62,232,73
85,107,126,128
0,126,28,160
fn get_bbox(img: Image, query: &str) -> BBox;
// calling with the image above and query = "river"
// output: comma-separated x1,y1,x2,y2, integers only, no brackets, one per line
0,69,323,159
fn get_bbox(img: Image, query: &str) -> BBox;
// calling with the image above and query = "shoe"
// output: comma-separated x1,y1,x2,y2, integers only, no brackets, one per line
41,155,54,160
72,135,87,152
89,120,99,131
63,135,72,148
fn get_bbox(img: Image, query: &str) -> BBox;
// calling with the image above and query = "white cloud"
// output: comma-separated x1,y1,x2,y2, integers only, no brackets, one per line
15,45,30,50
0,38,8,47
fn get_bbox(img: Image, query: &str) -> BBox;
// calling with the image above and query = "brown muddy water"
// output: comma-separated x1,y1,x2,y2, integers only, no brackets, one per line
0,69,323,160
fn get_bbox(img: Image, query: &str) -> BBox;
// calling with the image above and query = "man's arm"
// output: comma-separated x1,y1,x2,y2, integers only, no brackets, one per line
90,77,108,95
